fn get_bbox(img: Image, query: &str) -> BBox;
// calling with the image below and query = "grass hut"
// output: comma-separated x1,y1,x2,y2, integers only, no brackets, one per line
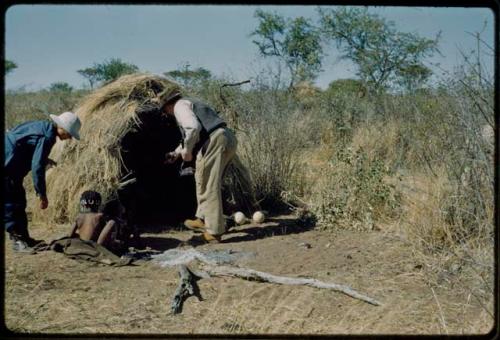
32,73,256,229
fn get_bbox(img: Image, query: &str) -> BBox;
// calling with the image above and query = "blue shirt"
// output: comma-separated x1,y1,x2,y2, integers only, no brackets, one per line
5,120,57,197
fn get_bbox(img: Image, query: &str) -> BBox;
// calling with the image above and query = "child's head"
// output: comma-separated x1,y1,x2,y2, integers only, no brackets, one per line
79,190,102,213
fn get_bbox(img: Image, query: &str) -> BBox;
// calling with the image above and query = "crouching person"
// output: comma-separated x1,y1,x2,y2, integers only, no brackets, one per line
4,112,81,253
69,191,125,254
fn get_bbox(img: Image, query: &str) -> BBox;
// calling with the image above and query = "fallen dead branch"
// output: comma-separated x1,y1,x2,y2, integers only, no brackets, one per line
198,263,382,306
153,248,382,311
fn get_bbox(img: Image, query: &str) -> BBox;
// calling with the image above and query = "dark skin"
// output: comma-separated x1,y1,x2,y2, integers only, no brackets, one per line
69,212,117,247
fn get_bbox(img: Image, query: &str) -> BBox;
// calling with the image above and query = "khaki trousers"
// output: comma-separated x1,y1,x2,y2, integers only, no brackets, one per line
195,127,237,235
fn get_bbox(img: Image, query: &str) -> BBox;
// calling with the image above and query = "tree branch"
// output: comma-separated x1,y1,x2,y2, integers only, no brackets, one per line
199,263,382,306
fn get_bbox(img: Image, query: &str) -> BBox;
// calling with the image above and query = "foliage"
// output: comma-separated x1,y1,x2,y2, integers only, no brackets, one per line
326,78,366,96
164,63,212,88
77,67,100,89
251,9,323,88
318,7,440,92
49,82,74,93
311,146,399,230
5,59,18,75
77,58,139,88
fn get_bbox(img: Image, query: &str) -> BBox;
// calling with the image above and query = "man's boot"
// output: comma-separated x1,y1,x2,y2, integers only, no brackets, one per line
9,233,35,254
189,231,222,245
17,228,45,248
184,218,206,233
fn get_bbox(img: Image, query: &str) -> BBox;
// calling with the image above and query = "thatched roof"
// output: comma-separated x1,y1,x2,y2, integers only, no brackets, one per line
33,73,256,225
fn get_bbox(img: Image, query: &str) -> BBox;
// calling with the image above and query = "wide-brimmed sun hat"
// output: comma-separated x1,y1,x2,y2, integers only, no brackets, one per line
49,111,81,140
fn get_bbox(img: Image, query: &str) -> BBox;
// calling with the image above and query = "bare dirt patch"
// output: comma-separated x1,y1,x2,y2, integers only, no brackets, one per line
4,216,493,335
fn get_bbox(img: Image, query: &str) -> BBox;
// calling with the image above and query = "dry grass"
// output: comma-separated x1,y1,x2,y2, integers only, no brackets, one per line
5,88,89,130
5,221,493,335
350,118,408,169
307,120,401,231
395,168,494,326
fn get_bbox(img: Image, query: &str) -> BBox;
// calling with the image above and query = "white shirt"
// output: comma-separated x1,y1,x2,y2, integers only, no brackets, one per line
173,99,201,159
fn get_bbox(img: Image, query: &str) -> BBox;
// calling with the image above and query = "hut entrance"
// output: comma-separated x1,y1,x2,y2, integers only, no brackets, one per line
117,111,197,229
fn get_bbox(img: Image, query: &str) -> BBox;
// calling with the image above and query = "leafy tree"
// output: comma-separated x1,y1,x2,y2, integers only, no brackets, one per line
78,58,139,88
327,78,366,96
318,7,440,92
164,63,212,87
395,63,433,92
251,9,323,89
49,82,73,93
95,58,139,83
77,67,99,89
5,60,17,75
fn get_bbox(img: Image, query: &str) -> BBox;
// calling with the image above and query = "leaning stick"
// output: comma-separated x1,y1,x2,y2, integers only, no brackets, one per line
199,264,382,306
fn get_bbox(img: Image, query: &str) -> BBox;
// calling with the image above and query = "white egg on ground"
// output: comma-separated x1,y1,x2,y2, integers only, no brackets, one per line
234,211,246,225
252,211,265,223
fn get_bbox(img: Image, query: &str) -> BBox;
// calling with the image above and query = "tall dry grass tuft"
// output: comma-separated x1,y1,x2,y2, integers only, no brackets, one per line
5,88,89,130
308,130,401,231
401,170,458,252
196,81,309,211
397,36,494,323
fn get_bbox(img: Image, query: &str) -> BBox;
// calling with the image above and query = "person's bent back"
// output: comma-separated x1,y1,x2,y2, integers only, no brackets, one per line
4,112,81,253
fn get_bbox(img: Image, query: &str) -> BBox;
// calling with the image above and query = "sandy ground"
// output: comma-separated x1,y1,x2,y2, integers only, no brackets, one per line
3,215,494,336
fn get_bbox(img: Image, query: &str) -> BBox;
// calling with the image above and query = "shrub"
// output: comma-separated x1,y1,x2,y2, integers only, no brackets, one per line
310,145,400,230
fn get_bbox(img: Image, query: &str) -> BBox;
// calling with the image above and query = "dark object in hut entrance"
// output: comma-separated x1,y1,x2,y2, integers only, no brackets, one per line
118,107,197,229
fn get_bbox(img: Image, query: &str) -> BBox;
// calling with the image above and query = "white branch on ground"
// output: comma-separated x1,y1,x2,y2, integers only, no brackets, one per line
153,248,382,306
199,263,382,306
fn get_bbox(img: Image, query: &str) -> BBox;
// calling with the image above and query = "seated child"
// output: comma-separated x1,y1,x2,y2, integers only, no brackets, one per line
69,190,122,252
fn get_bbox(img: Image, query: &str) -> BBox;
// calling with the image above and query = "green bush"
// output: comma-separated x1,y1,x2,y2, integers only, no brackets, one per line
311,146,400,230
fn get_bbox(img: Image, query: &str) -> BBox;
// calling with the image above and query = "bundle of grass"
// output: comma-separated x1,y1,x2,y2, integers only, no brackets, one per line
30,73,256,228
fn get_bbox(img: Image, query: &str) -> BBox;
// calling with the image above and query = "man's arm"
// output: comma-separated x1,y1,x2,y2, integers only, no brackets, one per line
173,100,201,161
31,136,55,201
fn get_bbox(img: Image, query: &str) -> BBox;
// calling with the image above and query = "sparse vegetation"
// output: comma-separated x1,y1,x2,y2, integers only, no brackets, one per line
4,9,493,335
5,59,18,75
77,58,140,88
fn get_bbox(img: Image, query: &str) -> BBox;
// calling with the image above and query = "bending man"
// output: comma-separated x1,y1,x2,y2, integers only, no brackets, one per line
162,91,237,243
4,112,81,253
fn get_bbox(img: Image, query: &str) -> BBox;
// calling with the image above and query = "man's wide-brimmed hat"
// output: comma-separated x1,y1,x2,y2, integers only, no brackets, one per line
49,111,81,140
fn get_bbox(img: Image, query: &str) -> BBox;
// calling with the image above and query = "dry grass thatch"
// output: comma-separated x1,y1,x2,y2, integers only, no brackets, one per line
31,73,255,224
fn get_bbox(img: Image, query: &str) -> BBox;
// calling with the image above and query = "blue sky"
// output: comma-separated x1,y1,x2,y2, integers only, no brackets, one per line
4,5,495,90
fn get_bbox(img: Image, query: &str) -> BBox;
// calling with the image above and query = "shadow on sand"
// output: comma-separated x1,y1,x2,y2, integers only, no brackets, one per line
222,215,317,244
133,236,183,252
135,214,317,251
